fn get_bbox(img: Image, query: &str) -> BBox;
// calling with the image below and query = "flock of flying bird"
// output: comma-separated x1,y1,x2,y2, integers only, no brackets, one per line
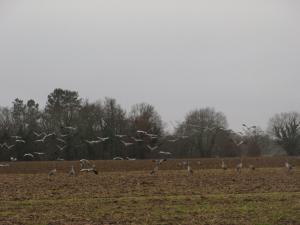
0,124,296,178
0,127,178,162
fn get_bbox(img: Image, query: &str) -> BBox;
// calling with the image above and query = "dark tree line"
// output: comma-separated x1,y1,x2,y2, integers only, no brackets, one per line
0,88,299,161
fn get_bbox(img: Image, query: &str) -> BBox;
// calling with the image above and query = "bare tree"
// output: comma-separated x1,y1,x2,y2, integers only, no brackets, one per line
268,112,300,156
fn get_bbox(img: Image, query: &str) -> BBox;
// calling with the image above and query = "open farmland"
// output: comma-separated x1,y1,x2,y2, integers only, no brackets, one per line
0,157,300,225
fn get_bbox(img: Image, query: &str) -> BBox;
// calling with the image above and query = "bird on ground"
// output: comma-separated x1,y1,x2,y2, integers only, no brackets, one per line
187,161,193,175
80,159,93,169
221,160,227,170
48,168,57,180
249,164,255,170
150,159,167,175
68,166,76,177
152,159,167,165
126,157,136,161
236,159,243,173
80,164,98,175
285,161,293,172
0,163,10,167
10,157,17,161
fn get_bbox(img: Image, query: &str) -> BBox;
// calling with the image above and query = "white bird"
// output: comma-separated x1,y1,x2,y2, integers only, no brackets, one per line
56,145,67,151
15,139,26,144
131,137,144,142
120,140,134,147
34,133,55,143
80,165,98,175
146,133,159,140
221,160,227,170
80,159,93,169
146,145,158,151
10,157,17,161
56,138,66,144
113,157,124,160
150,165,159,175
236,159,243,173
285,161,293,172
33,152,45,156
33,131,46,138
187,161,193,175
153,159,167,165
137,130,148,135
24,153,34,158
85,139,102,145
48,168,57,180
68,166,76,177
126,157,136,161
115,134,127,138
97,137,110,142
1,143,15,150
0,163,10,167
249,164,255,170
11,135,22,140
63,126,77,131
159,151,172,155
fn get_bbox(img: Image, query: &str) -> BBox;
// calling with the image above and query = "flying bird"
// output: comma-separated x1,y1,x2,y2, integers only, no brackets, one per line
57,145,67,151
120,140,134,147
159,151,172,155
146,145,158,151
113,157,124,160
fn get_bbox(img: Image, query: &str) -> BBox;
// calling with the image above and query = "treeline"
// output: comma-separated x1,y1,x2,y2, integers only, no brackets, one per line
0,88,299,161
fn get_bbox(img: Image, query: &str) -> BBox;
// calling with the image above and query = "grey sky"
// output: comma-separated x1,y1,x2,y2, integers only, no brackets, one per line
0,0,300,131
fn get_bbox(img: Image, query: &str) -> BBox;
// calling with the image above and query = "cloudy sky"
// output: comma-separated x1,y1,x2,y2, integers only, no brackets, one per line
0,0,299,131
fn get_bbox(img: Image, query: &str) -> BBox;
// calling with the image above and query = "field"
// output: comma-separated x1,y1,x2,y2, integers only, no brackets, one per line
0,157,300,225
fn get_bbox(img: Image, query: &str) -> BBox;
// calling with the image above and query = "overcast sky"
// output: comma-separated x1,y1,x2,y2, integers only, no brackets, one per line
0,0,300,131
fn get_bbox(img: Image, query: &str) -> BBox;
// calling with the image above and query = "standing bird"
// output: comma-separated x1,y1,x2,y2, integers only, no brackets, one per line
249,164,255,171
150,159,166,175
68,166,76,177
187,161,193,175
285,161,293,173
221,160,227,170
236,159,243,173
48,168,57,180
